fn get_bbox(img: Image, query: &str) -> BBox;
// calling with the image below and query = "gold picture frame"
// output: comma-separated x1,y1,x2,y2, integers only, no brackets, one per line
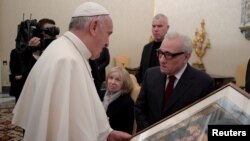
130,83,250,141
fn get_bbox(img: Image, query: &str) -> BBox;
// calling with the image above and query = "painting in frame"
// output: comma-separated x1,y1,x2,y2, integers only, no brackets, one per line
130,83,250,141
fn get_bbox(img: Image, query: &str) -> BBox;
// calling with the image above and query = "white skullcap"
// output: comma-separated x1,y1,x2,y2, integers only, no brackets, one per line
72,2,109,17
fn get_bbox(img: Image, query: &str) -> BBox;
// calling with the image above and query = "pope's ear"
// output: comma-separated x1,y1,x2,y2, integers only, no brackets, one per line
89,19,98,36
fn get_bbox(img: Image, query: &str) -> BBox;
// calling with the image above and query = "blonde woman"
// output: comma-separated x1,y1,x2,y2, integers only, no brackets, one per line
99,66,134,134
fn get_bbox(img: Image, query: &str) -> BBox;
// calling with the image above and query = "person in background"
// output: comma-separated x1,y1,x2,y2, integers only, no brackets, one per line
99,66,134,134
96,47,110,83
26,18,58,75
89,59,102,94
9,18,58,103
28,18,58,59
136,13,169,84
135,32,214,131
90,45,110,94
9,48,32,103
245,59,250,93
12,2,131,141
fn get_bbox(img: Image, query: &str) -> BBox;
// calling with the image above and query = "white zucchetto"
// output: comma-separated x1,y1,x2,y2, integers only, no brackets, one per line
72,2,109,17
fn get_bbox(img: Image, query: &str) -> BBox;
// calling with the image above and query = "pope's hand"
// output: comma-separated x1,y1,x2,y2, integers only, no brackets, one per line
107,130,131,141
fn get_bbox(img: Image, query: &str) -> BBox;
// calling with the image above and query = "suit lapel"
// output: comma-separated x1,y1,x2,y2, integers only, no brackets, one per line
162,65,194,112
156,73,167,113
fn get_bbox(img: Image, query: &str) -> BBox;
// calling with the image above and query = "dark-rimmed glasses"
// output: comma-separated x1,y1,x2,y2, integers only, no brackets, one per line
156,49,185,59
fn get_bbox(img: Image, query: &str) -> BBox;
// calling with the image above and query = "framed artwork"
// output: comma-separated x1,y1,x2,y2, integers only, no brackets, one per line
130,83,250,141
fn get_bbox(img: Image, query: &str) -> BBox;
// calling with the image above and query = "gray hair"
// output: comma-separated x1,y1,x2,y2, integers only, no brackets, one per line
68,15,108,30
106,66,133,93
153,13,168,24
165,32,193,54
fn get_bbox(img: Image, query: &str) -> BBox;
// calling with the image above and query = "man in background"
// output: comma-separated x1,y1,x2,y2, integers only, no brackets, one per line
135,32,214,131
9,18,58,103
9,47,32,103
26,18,59,74
12,2,131,141
90,46,110,94
28,18,58,59
96,47,110,84
136,13,169,84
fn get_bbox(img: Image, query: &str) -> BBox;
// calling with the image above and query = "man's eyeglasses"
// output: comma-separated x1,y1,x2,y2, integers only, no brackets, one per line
156,49,185,59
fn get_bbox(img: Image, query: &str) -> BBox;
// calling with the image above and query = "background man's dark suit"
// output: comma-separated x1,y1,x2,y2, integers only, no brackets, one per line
136,41,160,84
9,48,35,102
135,64,214,131
89,59,102,94
96,48,110,82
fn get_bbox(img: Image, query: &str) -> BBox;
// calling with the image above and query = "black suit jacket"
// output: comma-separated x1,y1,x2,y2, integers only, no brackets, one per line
136,41,159,84
135,64,215,131
96,48,110,82
9,48,35,101
99,91,134,134
246,59,250,93
89,59,102,94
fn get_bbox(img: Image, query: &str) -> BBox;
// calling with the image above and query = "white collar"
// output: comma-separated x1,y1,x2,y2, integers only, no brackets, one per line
170,64,187,80
63,31,93,79
63,31,91,60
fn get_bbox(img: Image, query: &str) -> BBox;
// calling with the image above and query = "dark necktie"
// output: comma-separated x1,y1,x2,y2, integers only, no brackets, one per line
164,75,176,108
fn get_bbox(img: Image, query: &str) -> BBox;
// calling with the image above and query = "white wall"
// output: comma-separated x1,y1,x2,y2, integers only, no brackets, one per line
0,0,154,85
155,0,250,76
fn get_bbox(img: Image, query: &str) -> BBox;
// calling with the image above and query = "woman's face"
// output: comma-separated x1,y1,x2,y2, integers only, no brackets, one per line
107,72,123,94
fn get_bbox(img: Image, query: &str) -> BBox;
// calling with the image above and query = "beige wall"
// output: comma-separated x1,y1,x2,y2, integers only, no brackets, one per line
0,0,154,86
156,0,250,76
1,0,250,86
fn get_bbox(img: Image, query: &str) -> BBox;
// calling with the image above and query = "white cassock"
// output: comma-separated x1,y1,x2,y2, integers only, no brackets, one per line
12,31,112,141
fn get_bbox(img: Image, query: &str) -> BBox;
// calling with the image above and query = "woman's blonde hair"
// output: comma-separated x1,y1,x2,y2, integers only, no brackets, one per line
106,66,133,93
